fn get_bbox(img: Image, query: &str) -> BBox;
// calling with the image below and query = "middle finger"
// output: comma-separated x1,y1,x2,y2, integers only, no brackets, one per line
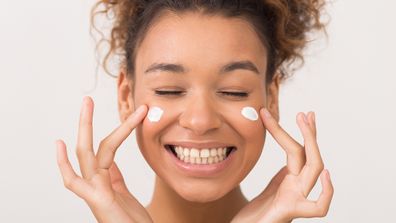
76,96,96,178
297,112,324,196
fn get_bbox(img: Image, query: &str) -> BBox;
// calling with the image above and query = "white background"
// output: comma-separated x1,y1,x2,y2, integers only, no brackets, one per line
0,0,395,222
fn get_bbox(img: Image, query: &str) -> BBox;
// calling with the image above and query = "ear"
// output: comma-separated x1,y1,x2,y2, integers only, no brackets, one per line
266,73,281,122
117,69,135,123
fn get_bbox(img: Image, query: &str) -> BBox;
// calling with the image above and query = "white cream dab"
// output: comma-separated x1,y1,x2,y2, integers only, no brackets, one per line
241,107,258,121
147,106,164,122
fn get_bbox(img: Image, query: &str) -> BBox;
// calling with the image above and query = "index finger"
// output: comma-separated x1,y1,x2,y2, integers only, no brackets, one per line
260,108,306,175
96,105,148,169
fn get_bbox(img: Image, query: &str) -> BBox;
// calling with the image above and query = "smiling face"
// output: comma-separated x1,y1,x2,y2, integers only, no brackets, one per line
117,11,280,203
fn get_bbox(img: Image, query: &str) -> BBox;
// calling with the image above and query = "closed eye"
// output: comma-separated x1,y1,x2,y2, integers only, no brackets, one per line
219,91,249,98
154,90,184,95
154,90,249,98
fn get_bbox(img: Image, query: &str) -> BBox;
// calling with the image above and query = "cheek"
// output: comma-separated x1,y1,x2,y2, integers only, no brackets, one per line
222,105,266,161
135,103,181,159
222,105,265,138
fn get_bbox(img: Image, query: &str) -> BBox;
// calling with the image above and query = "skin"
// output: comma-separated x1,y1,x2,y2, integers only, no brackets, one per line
56,11,333,223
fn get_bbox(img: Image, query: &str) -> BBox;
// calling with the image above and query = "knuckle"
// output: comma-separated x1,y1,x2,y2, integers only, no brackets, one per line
293,147,305,157
316,161,325,172
273,124,283,134
268,119,282,132
63,178,75,190
312,133,318,141
307,161,324,173
75,147,84,157
317,206,329,217
319,163,325,172
99,138,109,149
290,149,305,163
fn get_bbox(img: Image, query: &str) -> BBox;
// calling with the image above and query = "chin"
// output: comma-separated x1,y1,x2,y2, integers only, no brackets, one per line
171,179,234,203
177,188,227,203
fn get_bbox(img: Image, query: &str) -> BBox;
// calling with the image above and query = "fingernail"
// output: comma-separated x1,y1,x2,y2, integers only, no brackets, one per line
81,98,87,112
135,105,146,114
325,169,331,180
82,96,90,105
263,108,272,118
302,113,308,124
55,140,62,154
312,112,316,123
82,96,91,112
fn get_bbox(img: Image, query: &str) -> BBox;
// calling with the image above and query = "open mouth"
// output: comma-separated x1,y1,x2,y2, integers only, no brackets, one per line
164,144,237,165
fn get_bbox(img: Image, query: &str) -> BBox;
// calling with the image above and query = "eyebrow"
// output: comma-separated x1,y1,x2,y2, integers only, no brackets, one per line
144,60,260,75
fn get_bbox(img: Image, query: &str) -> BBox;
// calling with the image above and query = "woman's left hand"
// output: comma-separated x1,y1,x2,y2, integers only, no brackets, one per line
231,109,334,223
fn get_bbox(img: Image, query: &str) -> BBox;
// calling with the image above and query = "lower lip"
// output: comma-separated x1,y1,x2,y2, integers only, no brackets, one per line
163,146,236,177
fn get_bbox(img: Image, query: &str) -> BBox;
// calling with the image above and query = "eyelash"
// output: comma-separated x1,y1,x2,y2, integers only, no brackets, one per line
154,90,249,98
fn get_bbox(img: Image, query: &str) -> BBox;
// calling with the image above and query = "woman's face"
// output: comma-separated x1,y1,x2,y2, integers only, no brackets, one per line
120,11,278,202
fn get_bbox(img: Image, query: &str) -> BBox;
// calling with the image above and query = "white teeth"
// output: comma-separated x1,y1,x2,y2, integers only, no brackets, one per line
200,149,210,158
183,148,190,157
190,148,199,158
170,145,232,165
210,148,217,156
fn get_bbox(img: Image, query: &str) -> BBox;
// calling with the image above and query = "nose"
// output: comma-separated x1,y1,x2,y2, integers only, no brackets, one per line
178,93,222,135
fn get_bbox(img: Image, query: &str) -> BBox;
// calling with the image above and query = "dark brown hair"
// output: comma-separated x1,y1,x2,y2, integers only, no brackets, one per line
91,0,327,83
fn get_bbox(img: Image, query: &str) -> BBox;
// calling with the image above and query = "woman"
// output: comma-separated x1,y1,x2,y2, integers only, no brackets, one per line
56,0,334,222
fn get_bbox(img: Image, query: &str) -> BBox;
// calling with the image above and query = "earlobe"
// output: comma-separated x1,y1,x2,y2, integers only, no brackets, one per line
117,70,135,122
267,73,281,122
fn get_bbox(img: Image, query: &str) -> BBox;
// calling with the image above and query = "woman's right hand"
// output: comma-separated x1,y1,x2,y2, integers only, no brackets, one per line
56,96,153,223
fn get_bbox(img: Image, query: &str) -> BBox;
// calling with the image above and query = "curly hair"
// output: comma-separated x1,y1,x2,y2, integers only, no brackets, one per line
90,0,327,83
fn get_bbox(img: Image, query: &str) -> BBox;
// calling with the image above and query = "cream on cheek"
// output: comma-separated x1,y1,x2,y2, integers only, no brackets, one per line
147,106,164,122
220,105,263,139
241,106,259,121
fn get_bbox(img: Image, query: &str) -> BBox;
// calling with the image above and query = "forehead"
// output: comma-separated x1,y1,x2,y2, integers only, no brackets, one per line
135,11,267,74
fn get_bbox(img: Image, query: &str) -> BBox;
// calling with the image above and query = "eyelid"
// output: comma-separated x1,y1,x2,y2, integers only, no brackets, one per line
153,88,250,98
154,89,184,95
219,91,249,97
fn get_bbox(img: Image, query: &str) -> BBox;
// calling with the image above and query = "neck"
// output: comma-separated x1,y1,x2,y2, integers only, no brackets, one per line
146,176,248,223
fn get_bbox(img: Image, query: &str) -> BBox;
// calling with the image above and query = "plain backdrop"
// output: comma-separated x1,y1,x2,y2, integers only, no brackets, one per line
1,0,395,222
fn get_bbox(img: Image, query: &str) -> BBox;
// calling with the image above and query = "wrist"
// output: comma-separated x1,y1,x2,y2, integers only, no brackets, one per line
89,202,135,223
258,208,291,223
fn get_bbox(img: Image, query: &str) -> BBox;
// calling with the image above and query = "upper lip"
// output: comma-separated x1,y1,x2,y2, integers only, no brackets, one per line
164,141,236,149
